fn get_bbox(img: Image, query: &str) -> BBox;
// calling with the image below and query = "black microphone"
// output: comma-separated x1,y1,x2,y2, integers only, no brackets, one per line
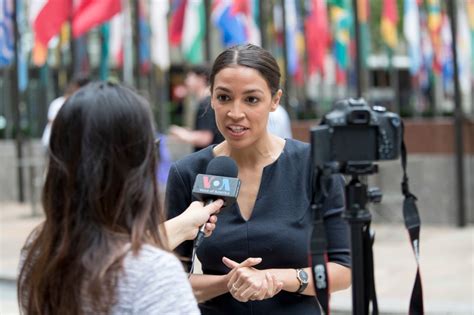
192,156,240,248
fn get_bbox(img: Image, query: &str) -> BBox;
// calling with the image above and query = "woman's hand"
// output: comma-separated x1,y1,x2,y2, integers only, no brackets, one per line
164,199,223,250
180,200,223,239
223,257,283,302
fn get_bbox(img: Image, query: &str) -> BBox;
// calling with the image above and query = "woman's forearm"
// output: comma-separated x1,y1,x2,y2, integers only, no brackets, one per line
190,274,230,303
268,263,351,296
162,216,190,250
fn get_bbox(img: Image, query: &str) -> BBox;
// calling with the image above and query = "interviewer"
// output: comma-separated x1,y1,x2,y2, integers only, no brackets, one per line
18,81,222,314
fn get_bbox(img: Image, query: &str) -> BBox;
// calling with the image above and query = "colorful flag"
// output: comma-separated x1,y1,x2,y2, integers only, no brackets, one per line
109,13,123,68
212,0,247,47
0,0,14,67
33,0,71,65
440,13,453,92
357,0,370,66
456,2,472,94
169,0,187,46
17,0,29,90
150,0,170,70
380,0,398,49
99,23,110,80
182,0,205,64
329,0,351,85
33,0,71,46
467,0,474,78
305,0,329,76
427,0,442,72
403,0,421,75
285,0,298,76
138,0,151,74
72,0,121,38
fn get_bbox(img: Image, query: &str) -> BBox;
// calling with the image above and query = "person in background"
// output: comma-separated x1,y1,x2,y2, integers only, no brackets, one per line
169,65,224,152
41,74,90,149
166,44,351,314
18,81,224,314
267,104,293,139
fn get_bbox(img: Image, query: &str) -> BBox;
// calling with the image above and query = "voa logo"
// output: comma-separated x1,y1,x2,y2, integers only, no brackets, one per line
202,176,230,192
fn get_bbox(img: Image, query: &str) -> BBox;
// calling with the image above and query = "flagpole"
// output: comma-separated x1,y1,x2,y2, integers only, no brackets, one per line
281,0,291,117
447,0,466,227
12,0,25,202
122,0,134,86
204,0,211,62
133,0,141,89
259,0,267,49
69,0,76,78
352,0,362,98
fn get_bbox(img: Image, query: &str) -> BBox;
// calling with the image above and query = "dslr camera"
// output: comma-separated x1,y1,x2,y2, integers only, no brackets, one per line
311,98,402,169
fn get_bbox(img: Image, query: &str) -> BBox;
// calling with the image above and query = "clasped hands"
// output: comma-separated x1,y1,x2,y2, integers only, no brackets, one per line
223,257,283,302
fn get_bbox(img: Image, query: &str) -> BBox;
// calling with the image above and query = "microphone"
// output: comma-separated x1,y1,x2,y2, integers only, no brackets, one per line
192,156,240,248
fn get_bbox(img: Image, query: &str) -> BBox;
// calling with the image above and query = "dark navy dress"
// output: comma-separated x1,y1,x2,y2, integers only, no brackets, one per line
165,139,351,315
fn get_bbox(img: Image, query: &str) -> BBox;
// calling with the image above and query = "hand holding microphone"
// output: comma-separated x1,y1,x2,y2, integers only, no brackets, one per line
192,156,241,248
164,199,223,250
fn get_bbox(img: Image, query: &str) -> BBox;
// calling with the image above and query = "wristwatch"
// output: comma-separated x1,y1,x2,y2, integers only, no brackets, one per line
295,268,309,293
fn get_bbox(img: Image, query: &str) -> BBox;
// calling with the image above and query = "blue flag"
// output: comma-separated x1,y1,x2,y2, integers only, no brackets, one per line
0,0,14,67
212,1,247,47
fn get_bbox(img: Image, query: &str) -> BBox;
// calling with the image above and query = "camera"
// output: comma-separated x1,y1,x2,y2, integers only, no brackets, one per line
311,98,402,168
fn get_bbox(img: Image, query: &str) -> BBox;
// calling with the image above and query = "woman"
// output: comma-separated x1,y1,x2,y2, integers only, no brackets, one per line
166,44,351,314
18,81,223,314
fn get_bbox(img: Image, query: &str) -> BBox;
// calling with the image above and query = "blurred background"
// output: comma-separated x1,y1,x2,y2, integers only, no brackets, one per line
0,0,473,314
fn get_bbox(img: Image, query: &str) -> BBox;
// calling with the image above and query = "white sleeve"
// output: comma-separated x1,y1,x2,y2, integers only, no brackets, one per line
132,251,200,315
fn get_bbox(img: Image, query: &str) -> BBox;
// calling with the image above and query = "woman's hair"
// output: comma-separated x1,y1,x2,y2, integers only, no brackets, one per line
209,43,281,96
18,81,166,314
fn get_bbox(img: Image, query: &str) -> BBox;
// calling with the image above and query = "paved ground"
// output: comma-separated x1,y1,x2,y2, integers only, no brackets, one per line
1,202,473,314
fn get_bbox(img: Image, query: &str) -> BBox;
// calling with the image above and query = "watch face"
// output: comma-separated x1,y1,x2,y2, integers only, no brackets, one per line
299,270,309,282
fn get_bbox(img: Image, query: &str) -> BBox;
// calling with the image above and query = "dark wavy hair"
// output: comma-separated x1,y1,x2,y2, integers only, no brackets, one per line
18,81,166,314
209,43,281,96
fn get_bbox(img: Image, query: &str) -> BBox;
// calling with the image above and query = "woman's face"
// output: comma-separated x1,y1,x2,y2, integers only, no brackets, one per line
211,65,281,149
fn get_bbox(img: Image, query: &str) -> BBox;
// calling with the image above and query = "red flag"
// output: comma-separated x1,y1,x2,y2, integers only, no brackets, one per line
380,0,398,49
169,0,187,46
305,0,329,76
33,0,72,46
73,0,121,38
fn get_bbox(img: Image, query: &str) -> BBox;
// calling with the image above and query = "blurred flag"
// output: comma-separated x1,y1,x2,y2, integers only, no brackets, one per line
17,0,29,91
0,0,14,67
72,0,121,38
169,0,187,46
182,0,205,64
467,0,474,78
285,0,299,77
33,0,71,65
403,0,421,75
232,0,261,45
440,13,453,92
109,13,123,68
380,0,398,49
138,0,151,74
357,0,370,66
150,0,170,70
305,0,329,76
329,0,351,85
212,0,247,47
456,1,471,94
99,23,110,80
427,0,442,73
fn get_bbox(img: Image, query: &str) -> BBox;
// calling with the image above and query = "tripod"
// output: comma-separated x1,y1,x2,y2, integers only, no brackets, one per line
341,162,381,315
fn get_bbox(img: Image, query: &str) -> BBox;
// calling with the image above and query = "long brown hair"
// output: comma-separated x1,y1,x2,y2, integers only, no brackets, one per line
18,81,167,314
